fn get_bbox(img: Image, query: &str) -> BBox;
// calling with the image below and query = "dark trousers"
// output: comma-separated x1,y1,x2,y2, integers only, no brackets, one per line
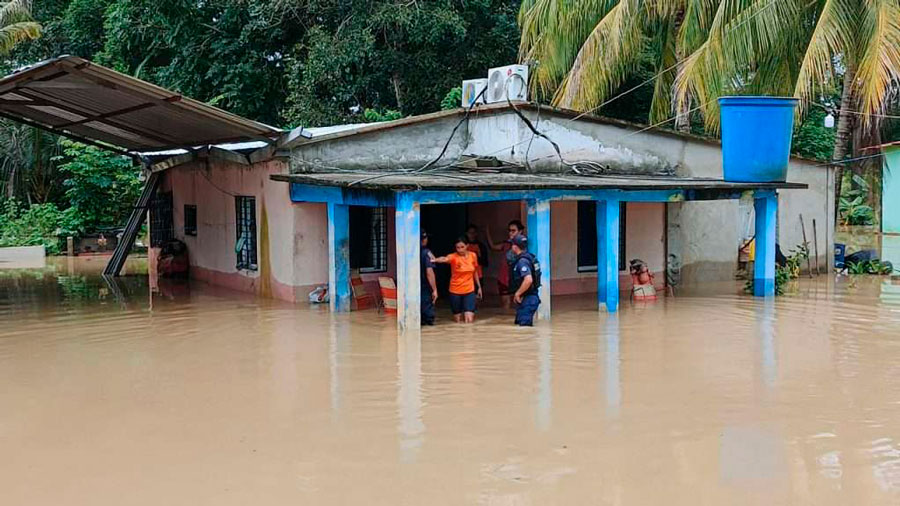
515,294,541,326
421,293,435,326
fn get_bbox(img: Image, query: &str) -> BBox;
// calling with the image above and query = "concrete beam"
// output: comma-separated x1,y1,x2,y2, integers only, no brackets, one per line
395,192,421,332
597,199,621,312
327,203,352,312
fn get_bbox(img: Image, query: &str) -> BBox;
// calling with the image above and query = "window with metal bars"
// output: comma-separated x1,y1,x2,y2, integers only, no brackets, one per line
150,191,174,247
235,196,257,271
577,201,626,272
349,206,388,273
184,205,197,236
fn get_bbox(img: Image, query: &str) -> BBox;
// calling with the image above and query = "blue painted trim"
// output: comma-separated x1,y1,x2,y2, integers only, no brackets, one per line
294,184,776,206
597,199,620,312
753,194,777,297
327,203,352,312
395,192,421,332
291,183,393,207
526,199,552,320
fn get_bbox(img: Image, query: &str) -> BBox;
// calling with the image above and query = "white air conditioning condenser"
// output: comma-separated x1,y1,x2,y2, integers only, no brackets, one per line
486,64,529,104
461,78,488,108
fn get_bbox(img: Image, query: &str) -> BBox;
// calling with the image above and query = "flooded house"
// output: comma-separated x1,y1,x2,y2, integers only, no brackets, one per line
0,57,835,330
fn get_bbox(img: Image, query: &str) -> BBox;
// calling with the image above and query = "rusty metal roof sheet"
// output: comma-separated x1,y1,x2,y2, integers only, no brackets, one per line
0,56,283,153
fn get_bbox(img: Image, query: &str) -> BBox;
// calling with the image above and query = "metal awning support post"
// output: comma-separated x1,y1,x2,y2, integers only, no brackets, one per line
103,169,160,276
597,199,621,312
395,192,421,332
753,193,778,296
526,198,552,320
327,202,352,312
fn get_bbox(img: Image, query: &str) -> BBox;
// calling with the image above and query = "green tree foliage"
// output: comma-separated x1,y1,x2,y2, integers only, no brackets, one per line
0,198,65,254
282,0,520,127
793,107,838,161
55,140,142,235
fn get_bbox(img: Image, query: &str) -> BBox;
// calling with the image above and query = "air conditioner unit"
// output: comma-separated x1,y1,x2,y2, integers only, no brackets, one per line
461,78,488,108
486,64,528,104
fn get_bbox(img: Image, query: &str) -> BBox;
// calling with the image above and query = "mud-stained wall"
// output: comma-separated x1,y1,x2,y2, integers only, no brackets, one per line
165,158,330,301
164,158,396,302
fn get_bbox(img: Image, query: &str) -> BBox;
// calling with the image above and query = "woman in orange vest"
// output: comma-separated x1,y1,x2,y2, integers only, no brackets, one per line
433,237,483,323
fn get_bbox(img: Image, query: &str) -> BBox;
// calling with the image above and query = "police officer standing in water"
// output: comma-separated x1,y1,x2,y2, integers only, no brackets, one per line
509,235,541,326
420,231,438,326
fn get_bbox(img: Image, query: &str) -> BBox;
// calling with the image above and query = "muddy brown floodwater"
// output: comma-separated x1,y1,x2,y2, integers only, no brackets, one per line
3,257,900,505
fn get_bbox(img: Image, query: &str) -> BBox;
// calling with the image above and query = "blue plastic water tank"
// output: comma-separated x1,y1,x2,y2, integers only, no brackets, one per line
719,96,799,182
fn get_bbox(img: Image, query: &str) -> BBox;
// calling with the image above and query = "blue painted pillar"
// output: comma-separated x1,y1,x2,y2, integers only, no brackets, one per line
526,199,552,320
395,192,421,331
327,202,351,312
597,199,620,312
753,193,777,296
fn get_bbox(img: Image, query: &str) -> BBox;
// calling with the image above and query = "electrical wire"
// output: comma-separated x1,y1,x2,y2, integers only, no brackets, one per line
813,102,900,120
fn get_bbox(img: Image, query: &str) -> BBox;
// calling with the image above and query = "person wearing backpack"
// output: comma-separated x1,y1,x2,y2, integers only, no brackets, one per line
509,235,541,327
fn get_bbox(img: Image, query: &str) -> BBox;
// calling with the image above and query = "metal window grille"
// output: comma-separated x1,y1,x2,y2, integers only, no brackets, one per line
149,191,174,247
184,205,197,236
363,206,387,273
350,206,388,273
235,196,257,271
576,201,626,272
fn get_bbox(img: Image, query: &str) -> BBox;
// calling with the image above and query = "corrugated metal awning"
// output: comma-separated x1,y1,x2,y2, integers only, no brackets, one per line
0,56,283,153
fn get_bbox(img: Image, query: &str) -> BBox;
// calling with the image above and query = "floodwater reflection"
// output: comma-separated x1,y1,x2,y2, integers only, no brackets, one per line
1,258,900,504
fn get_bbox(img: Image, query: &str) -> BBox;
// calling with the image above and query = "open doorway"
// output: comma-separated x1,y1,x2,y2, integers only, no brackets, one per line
421,203,468,295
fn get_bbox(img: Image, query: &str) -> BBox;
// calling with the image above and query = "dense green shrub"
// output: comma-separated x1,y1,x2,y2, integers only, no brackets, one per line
0,198,67,254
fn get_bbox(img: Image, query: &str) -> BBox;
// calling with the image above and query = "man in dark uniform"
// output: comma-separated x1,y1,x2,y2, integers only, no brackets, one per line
421,231,438,326
509,235,541,326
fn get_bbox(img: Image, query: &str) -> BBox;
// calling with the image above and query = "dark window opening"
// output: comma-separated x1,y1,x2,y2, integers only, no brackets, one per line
235,196,257,271
577,201,626,272
350,206,388,273
184,205,197,236
149,191,173,247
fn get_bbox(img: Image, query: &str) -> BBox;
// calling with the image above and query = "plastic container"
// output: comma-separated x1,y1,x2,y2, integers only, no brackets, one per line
378,277,397,315
834,243,846,269
718,96,799,182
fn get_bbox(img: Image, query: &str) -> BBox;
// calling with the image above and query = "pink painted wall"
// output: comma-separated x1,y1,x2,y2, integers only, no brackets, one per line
467,200,666,296
163,159,395,303
160,161,662,302
165,158,329,301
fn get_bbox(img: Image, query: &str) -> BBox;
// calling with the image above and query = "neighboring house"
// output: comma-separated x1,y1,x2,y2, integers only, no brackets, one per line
882,145,900,235
0,57,835,331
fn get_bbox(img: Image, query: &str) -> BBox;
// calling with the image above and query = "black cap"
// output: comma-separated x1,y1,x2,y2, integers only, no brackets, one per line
509,235,528,248
421,231,430,240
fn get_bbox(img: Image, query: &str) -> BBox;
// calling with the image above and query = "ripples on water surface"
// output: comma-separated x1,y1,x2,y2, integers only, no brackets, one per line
2,257,900,505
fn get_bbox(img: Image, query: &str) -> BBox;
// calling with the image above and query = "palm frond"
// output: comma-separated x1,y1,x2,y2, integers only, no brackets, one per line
0,21,39,55
649,17,679,124
675,0,804,131
519,0,618,101
552,0,645,111
792,0,855,116
0,0,35,27
853,0,900,129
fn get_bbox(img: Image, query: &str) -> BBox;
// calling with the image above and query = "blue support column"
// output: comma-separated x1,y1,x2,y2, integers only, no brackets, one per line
327,202,352,312
395,192,421,332
526,199,552,320
753,194,777,296
597,200,620,312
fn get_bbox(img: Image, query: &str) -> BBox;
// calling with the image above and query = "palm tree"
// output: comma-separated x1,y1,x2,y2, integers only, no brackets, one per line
0,0,42,199
518,0,900,169
673,0,900,209
0,0,40,54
